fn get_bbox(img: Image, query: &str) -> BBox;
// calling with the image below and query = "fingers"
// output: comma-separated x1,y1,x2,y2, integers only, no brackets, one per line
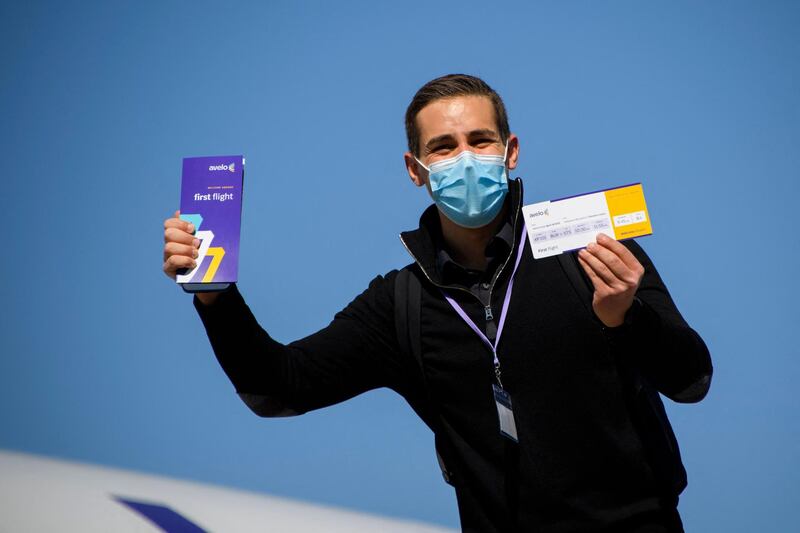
577,254,608,291
163,210,200,280
163,254,197,279
163,241,198,263
581,234,643,286
578,234,644,328
596,233,641,271
164,214,195,235
164,227,199,246
578,247,620,288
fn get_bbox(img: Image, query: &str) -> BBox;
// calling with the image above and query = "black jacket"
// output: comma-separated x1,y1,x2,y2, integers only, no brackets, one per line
194,178,712,532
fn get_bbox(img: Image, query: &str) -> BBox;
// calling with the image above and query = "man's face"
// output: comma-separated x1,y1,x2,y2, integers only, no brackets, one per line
404,95,518,193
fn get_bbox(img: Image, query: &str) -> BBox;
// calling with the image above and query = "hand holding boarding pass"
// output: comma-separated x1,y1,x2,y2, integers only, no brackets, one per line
523,183,652,327
578,233,644,328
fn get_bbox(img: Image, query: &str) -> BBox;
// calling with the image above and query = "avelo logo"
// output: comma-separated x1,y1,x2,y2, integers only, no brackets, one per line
529,208,550,218
209,162,236,172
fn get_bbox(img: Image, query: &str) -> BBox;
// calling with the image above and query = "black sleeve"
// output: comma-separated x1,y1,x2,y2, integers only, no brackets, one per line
193,272,413,417
604,239,713,403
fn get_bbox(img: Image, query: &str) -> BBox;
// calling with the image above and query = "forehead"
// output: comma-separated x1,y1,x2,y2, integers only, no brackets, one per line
415,95,497,142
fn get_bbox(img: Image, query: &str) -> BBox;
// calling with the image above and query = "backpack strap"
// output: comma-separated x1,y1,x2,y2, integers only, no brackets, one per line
394,268,454,485
556,252,595,319
556,251,687,498
394,269,421,368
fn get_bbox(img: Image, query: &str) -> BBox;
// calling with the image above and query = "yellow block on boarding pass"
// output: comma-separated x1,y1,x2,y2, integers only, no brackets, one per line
522,182,653,259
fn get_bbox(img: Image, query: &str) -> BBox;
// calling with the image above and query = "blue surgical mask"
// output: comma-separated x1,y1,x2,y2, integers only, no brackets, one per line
416,143,509,228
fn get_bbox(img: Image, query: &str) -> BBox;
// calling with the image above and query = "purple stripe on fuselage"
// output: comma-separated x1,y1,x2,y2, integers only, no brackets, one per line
113,496,207,532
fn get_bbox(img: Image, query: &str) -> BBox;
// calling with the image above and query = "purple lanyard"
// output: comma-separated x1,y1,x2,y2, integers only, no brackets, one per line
442,231,528,386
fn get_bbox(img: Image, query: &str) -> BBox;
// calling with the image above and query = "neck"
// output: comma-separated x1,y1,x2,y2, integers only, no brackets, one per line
438,203,508,271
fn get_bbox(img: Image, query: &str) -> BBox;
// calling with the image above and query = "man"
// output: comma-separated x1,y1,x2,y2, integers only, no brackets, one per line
163,74,712,532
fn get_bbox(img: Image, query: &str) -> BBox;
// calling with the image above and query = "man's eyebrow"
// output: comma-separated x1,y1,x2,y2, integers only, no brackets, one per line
424,129,500,151
467,128,500,139
424,134,456,151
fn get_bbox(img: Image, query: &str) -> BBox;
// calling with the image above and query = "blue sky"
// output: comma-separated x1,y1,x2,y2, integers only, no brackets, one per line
1,1,798,530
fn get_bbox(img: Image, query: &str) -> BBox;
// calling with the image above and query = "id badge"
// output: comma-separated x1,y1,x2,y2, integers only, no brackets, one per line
492,384,518,442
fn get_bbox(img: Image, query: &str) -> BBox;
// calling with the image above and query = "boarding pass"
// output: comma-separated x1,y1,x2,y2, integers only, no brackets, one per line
522,183,653,259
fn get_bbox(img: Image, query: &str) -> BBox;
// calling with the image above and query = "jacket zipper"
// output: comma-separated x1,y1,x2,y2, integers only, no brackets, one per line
398,185,524,320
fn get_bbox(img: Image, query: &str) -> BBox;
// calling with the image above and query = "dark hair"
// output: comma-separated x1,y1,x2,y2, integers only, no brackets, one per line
405,74,510,156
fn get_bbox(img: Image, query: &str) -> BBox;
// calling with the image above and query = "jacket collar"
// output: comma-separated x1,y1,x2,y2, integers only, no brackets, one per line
399,178,525,287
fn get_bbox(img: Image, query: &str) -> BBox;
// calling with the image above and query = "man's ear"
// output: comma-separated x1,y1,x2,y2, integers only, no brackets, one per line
404,151,426,187
506,134,520,171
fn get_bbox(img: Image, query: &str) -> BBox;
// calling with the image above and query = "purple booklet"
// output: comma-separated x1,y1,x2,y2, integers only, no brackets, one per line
176,155,244,292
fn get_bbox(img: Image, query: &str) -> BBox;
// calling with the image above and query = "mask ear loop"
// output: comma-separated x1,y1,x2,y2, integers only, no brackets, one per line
502,140,510,180
414,156,431,173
